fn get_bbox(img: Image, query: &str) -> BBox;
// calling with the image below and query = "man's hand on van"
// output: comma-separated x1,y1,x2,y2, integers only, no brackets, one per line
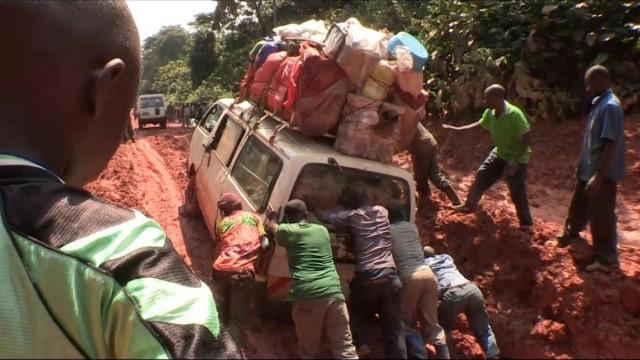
266,207,279,221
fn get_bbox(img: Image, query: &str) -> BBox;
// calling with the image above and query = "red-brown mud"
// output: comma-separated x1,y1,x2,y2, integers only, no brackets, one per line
86,116,640,358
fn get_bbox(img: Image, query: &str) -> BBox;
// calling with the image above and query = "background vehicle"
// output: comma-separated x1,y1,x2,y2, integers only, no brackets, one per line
187,98,416,302
138,93,167,128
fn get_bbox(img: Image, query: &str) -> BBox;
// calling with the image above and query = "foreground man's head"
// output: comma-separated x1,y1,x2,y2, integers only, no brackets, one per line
0,1,140,186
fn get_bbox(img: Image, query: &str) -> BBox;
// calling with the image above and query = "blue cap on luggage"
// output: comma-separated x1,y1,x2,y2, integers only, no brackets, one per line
387,32,429,71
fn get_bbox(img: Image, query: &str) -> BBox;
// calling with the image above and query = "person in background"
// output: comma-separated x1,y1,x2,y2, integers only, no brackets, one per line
213,192,268,348
443,84,534,232
388,202,449,359
267,199,358,359
177,102,184,124
423,247,500,359
0,2,238,358
411,124,463,206
123,107,136,143
182,102,191,127
166,102,175,122
555,65,625,272
310,186,406,359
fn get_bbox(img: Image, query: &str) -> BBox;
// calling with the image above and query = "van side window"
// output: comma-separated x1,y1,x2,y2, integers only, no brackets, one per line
231,136,282,210
199,104,223,133
211,116,245,167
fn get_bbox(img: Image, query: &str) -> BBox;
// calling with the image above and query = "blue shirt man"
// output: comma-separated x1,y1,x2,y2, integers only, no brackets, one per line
558,65,624,272
578,88,625,182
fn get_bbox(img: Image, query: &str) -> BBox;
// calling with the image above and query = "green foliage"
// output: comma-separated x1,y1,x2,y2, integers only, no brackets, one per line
189,29,217,88
141,25,191,87
151,60,192,103
140,0,640,121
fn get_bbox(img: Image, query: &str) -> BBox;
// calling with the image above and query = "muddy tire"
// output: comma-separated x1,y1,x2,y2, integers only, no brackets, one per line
138,121,145,129
181,174,201,217
159,118,167,129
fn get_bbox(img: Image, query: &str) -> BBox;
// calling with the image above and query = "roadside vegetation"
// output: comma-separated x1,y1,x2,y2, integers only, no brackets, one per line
141,0,640,121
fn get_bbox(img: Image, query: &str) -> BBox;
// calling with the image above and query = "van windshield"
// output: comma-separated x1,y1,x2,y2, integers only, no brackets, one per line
290,164,411,223
140,96,164,109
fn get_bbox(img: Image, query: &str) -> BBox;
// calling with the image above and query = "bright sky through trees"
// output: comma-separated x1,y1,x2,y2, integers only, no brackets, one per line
127,0,216,42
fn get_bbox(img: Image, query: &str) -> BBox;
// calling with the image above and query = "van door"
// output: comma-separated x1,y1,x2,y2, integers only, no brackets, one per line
190,103,225,170
196,114,247,235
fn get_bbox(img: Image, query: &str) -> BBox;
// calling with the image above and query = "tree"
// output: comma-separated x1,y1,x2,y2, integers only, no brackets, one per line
189,29,217,88
152,60,193,104
141,25,192,88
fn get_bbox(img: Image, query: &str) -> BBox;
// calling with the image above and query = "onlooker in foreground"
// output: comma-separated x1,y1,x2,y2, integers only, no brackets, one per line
311,186,406,359
443,84,534,232
213,192,267,347
388,202,449,359
268,199,357,359
556,65,625,272
0,2,238,358
423,246,500,359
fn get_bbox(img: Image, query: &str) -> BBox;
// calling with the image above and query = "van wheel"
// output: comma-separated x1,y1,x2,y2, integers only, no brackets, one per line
181,175,201,218
138,122,144,129
160,118,167,129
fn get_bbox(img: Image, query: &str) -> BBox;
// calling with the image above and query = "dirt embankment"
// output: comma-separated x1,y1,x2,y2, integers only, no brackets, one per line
86,117,640,358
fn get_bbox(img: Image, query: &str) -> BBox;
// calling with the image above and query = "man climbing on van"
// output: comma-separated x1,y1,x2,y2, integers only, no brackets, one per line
555,65,625,272
443,84,534,232
213,192,267,348
267,199,358,359
423,247,500,359
0,2,238,358
310,186,406,359
388,202,450,359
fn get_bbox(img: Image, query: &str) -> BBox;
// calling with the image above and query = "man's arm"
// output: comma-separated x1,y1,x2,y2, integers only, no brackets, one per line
586,139,617,197
441,119,483,131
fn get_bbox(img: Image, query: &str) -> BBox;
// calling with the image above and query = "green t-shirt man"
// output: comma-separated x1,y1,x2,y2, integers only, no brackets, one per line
480,101,532,163
275,223,344,302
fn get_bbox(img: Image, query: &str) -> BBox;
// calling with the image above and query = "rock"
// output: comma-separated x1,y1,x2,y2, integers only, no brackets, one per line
531,320,568,343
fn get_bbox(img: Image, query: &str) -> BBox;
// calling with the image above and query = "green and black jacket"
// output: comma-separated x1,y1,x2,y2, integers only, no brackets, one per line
0,154,239,358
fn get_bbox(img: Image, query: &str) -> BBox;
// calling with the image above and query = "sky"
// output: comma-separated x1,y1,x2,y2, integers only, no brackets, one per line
127,0,217,42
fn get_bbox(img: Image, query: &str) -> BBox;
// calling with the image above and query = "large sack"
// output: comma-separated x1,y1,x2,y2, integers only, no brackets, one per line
251,51,287,105
255,40,283,68
361,60,396,101
239,63,256,101
329,18,386,90
267,56,301,117
290,43,348,136
274,20,328,42
335,94,400,163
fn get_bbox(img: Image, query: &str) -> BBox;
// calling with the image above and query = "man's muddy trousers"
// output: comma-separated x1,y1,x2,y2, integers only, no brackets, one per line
411,124,462,205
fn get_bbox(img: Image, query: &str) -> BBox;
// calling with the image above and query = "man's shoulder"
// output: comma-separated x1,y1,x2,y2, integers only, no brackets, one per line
371,205,388,216
2,181,137,249
604,95,623,113
507,102,528,121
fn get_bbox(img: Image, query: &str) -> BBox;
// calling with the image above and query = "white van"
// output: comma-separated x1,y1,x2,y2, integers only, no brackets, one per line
138,94,167,128
187,98,416,300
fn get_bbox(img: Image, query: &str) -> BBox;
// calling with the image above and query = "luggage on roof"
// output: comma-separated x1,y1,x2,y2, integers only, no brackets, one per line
237,18,430,164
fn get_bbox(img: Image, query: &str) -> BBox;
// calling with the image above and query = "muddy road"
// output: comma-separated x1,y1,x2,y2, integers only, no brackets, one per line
86,118,640,359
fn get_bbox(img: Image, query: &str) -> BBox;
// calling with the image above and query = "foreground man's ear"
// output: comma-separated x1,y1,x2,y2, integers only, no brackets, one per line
93,58,126,114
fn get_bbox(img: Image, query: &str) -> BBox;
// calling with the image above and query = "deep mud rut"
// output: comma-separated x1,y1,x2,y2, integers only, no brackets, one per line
86,119,640,359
